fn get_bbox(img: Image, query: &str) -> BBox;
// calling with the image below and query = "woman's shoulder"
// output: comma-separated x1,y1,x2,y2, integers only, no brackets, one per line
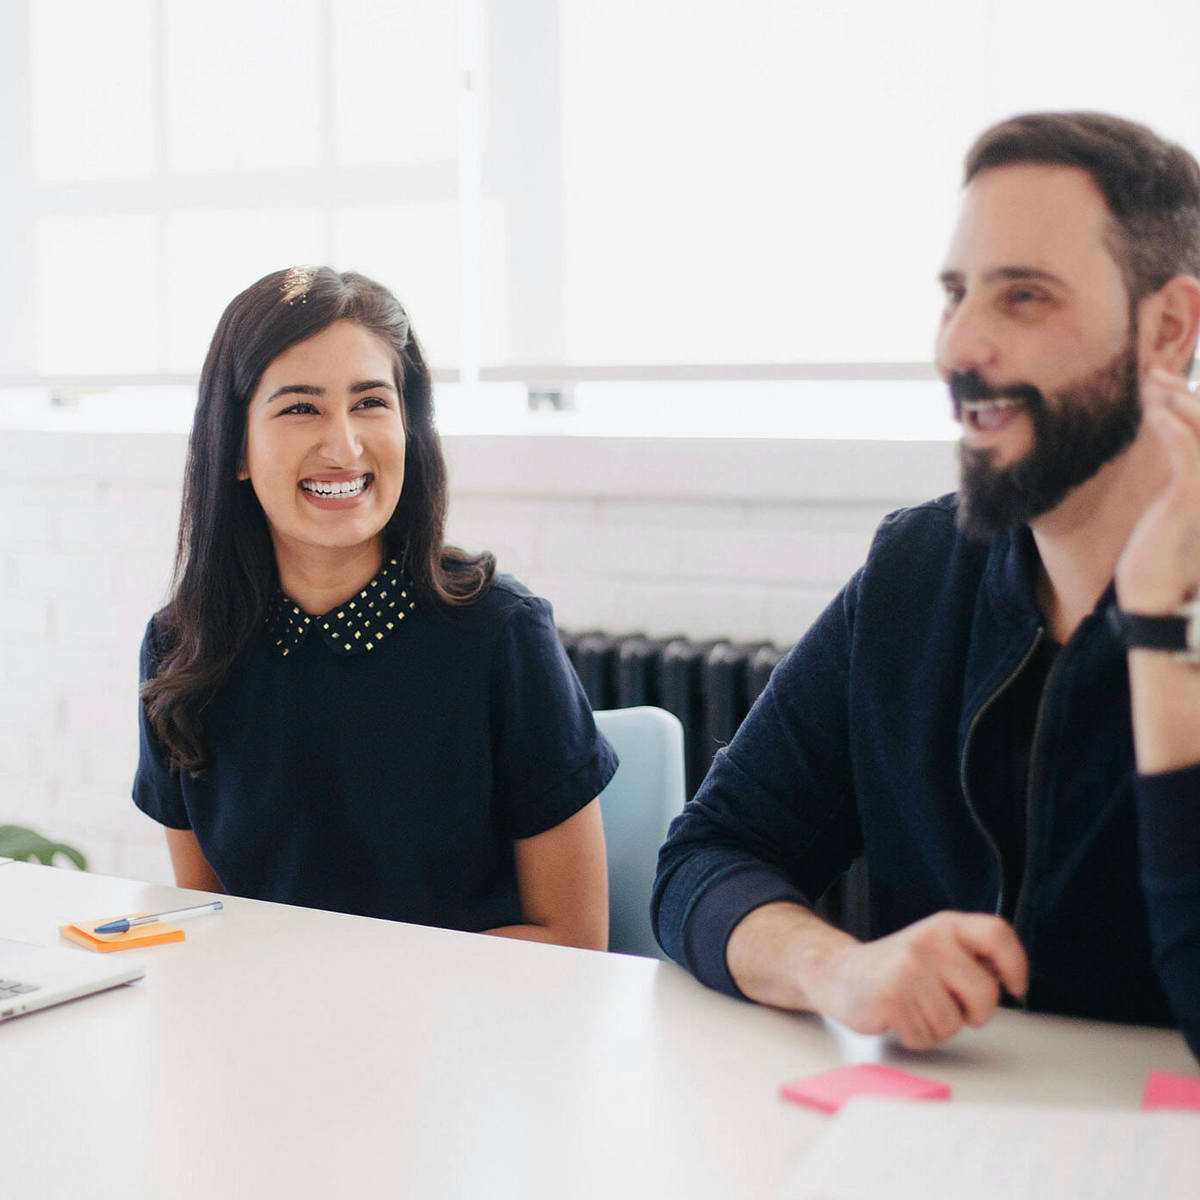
485,572,538,605
419,574,567,661
451,573,550,629
405,574,564,686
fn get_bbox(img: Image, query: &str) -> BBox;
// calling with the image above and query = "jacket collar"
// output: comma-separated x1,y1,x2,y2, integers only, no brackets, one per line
984,525,1043,625
984,521,1119,632
960,519,1122,747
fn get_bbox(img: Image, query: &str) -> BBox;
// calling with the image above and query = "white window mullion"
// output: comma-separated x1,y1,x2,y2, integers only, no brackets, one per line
0,0,36,377
457,0,485,395
152,0,169,373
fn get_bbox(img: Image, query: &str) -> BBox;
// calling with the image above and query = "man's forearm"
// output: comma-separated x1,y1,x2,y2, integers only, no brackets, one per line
724,900,858,1010
1128,651,1200,774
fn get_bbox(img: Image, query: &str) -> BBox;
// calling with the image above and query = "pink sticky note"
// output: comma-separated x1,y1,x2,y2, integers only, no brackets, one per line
780,1063,951,1113
1142,1069,1200,1112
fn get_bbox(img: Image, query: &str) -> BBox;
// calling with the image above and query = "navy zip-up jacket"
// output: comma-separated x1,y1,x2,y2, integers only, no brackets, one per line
653,495,1200,1058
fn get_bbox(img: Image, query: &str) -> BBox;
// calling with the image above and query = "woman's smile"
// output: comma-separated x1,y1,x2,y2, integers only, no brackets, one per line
299,471,374,505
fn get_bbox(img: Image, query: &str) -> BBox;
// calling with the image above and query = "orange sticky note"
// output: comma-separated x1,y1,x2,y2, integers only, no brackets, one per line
1142,1070,1200,1112
59,915,185,953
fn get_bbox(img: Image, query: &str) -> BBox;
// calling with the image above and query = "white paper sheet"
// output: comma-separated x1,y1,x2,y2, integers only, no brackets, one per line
780,1097,1200,1200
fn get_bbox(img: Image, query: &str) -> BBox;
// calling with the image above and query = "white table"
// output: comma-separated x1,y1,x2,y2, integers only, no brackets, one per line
1,861,1194,1199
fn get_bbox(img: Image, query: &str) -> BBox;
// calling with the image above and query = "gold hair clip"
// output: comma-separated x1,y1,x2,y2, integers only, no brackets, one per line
280,266,316,305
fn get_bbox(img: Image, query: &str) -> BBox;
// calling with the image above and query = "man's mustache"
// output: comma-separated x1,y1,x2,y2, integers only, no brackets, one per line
948,370,1045,419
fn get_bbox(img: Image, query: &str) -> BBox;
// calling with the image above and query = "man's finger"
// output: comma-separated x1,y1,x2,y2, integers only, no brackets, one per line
893,1003,937,1052
913,975,965,1044
1148,398,1200,483
940,954,1002,1027
1169,384,1200,432
1145,370,1200,430
951,914,1028,998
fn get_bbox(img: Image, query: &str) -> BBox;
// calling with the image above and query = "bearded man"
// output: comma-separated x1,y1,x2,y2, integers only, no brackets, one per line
652,111,1200,1058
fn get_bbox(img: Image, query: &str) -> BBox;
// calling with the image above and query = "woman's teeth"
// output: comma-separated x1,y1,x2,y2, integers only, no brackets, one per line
301,475,369,497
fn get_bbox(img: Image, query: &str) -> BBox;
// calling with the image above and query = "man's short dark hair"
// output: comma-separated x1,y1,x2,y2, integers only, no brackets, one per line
965,112,1200,304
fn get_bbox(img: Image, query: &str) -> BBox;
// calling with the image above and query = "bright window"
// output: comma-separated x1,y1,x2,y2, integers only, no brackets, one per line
2,0,1198,432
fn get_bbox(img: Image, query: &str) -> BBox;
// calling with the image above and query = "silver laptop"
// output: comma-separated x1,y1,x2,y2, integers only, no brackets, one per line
0,935,145,1021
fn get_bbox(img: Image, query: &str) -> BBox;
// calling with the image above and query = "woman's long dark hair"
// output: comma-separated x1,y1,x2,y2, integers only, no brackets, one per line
143,266,494,774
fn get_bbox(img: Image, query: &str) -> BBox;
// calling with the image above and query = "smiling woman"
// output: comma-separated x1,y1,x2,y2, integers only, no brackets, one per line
239,319,410,614
134,267,616,950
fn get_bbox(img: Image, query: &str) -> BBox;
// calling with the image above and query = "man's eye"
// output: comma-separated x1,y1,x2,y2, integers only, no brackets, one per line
1006,288,1046,306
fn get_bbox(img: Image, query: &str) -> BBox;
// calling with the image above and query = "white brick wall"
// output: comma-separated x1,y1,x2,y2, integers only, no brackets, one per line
1,432,185,883
0,428,957,883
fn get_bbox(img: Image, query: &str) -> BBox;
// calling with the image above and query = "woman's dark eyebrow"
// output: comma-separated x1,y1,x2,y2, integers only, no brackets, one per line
265,384,323,404
265,380,397,404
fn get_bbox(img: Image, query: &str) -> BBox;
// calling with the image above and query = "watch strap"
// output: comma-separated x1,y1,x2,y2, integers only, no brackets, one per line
1108,598,1200,663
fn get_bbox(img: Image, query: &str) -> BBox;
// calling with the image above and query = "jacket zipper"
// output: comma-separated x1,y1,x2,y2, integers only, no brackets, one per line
958,627,1045,951
1007,639,1069,1009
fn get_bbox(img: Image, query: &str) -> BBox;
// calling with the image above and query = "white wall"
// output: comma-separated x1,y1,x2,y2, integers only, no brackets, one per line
0,428,957,882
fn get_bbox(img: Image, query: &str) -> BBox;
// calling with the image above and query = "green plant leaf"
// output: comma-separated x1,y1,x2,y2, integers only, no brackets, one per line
0,825,88,871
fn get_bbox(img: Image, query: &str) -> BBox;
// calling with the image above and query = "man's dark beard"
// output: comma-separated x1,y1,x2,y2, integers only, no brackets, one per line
950,338,1142,541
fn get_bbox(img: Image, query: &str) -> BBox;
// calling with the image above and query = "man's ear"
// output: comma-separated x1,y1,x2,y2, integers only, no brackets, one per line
1139,274,1200,374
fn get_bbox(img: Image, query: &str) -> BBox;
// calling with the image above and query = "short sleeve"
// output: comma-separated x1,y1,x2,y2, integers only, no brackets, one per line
489,596,618,839
131,619,192,830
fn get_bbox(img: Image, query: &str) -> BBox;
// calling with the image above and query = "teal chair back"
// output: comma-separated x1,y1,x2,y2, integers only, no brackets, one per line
593,706,687,959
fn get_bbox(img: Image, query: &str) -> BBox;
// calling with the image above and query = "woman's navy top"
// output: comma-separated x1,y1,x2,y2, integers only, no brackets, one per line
133,562,617,933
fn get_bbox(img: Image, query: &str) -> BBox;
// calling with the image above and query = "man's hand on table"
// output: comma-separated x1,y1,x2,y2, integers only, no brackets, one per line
727,903,1027,1052
806,911,1028,1051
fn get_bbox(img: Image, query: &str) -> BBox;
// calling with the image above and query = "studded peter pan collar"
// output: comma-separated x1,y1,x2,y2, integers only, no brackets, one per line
264,557,417,658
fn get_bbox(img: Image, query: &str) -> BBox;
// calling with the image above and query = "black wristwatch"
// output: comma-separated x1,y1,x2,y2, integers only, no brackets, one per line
1107,597,1200,665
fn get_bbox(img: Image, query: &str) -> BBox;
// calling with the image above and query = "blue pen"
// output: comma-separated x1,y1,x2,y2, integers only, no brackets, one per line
94,900,223,934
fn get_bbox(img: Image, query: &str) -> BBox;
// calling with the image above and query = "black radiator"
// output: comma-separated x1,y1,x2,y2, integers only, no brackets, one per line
559,631,786,795
559,629,870,939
